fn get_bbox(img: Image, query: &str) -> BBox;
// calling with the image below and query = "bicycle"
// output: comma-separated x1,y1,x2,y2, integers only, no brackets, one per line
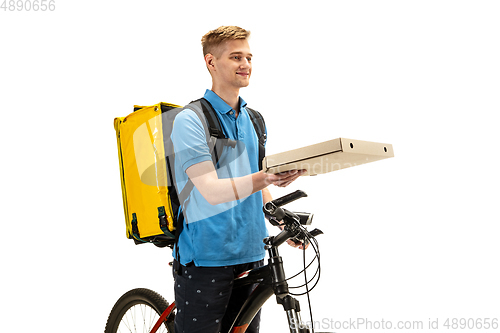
104,190,326,333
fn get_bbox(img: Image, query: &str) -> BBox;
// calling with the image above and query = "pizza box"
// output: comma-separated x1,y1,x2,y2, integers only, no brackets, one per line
262,138,394,175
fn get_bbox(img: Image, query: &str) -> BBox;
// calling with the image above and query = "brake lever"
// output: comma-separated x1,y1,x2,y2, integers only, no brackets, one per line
289,228,324,246
309,228,324,237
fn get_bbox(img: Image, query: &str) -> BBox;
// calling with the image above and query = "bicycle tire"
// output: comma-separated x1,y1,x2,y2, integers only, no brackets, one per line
104,288,175,333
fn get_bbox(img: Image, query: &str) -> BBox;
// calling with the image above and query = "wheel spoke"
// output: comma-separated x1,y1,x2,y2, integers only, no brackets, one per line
115,304,165,333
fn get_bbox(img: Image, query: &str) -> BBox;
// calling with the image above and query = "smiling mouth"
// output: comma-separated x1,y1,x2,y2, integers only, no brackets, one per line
237,72,249,77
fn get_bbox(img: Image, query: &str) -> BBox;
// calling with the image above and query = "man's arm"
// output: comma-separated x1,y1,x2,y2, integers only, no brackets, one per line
262,187,272,206
185,161,304,206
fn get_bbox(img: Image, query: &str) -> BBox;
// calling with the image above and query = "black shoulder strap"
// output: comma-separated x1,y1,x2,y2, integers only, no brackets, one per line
175,97,227,266
194,97,226,139
177,98,226,203
175,98,227,264
246,107,267,171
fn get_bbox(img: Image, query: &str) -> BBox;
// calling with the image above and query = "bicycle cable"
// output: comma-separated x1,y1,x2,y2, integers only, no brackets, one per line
269,222,320,288
288,224,321,333
287,225,320,333
304,238,315,333
274,224,318,284
286,224,321,295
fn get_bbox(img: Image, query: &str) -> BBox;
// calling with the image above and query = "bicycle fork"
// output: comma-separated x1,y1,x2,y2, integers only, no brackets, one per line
266,237,312,333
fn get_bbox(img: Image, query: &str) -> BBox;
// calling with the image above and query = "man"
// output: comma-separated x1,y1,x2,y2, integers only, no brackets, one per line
171,26,304,333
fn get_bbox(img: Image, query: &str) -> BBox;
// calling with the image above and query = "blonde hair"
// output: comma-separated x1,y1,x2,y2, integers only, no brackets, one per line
201,26,251,58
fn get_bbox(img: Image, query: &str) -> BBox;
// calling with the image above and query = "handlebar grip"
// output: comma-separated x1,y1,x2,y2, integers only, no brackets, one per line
268,190,307,208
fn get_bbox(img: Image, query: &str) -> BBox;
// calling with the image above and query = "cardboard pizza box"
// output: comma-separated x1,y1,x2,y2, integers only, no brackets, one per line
263,138,394,175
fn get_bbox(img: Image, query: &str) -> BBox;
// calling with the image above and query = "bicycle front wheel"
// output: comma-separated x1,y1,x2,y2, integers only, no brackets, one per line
104,288,175,333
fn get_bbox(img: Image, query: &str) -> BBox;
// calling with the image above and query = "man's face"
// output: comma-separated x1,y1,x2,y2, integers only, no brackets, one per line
212,39,252,89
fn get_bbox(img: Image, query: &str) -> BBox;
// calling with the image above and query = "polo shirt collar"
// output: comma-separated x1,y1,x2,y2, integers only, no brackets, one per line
204,89,247,115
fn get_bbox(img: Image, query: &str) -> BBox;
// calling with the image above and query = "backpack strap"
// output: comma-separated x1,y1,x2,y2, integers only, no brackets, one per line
173,97,227,269
246,107,267,171
176,98,226,205
198,98,226,139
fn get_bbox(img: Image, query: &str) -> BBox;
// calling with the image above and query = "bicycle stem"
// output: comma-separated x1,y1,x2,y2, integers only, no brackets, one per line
265,238,289,297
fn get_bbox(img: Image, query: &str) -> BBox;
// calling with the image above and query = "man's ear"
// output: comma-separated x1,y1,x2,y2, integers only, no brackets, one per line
205,53,215,72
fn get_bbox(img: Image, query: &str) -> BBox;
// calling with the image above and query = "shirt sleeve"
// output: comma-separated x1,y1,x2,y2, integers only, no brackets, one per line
171,109,212,172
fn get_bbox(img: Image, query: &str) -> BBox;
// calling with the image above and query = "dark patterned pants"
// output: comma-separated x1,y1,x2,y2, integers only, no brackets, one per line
172,259,264,333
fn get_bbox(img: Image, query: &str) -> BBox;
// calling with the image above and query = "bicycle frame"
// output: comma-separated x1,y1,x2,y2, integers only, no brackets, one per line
150,226,313,333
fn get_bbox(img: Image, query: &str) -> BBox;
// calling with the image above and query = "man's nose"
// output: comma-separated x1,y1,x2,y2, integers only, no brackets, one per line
240,59,251,68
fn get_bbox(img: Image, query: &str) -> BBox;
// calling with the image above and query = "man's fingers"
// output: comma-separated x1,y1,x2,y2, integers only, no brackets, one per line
275,170,305,187
265,169,306,187
276,170,304,182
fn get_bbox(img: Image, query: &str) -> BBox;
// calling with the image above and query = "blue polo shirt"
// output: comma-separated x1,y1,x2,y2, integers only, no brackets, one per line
171,90,267,266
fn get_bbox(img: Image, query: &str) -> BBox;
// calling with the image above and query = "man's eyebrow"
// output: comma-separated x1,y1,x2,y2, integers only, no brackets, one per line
229,51,253,57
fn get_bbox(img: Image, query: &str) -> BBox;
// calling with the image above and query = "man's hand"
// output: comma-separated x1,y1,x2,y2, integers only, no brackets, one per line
265,169,306,188
286,238,309,250
277,223,310,250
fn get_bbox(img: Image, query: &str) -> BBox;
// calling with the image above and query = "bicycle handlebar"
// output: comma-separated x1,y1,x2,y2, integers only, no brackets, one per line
263,189,323,249
266,190,307,209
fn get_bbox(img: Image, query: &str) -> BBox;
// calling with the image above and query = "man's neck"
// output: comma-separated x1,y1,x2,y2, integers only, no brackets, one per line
212,86,240,116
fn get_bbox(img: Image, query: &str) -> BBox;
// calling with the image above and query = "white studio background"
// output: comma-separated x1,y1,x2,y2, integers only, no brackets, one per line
1,1,499,332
